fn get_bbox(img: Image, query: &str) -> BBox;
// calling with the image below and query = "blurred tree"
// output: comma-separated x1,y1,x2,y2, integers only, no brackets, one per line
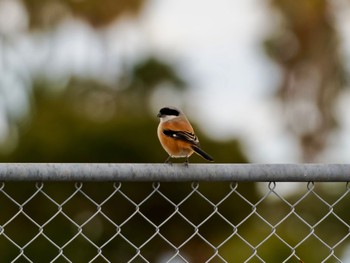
22,0,146,29
264,0,347,161
0,70,245,164
118,58,187,115
0,0,149,155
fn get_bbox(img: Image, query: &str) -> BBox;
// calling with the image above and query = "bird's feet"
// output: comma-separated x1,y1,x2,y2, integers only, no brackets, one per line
184,156,189,167
164,156,172,165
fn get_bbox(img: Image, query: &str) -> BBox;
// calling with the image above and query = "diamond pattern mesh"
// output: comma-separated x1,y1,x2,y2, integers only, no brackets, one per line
0,181,350,262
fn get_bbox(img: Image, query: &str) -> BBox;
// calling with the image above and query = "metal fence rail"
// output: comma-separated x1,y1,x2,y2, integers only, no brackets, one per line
0,164,350,262
0,163,350,181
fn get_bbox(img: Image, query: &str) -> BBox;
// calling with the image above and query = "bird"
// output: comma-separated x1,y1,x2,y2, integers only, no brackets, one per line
157,106,214,165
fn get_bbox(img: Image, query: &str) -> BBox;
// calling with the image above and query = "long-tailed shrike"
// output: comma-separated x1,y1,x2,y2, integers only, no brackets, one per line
157,106,214,164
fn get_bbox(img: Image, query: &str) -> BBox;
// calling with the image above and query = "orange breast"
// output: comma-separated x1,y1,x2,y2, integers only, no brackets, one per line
157,120,195,158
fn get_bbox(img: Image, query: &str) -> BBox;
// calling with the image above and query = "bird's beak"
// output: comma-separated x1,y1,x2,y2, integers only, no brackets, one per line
157,113,162,118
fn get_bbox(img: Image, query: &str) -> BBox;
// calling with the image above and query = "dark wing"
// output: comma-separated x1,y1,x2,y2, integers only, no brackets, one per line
163,129,214,161
163,129,199,146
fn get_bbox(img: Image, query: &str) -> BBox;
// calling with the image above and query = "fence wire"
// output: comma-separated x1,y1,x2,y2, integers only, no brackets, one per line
0,164,350,262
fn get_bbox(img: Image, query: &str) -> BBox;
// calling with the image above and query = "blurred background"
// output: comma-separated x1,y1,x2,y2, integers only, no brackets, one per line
1,0,350,262
0,0,349,163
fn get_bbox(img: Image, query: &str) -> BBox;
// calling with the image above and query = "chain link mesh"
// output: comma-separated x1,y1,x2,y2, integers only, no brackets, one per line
1,181,350,262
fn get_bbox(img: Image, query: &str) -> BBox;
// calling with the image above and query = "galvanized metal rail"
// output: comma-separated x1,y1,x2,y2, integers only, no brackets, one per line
0,163,349,181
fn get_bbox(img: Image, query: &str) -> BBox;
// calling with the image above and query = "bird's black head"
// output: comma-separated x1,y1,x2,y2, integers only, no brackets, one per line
157,107,180,118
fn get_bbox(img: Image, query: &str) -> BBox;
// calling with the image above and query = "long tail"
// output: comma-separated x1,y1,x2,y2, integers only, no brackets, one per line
191,145,214,162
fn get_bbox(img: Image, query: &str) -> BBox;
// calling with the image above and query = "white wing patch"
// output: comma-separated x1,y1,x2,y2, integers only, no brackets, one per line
163,129,199,145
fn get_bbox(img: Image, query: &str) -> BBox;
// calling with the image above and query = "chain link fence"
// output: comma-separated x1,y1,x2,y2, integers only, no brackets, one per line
0,164,350,262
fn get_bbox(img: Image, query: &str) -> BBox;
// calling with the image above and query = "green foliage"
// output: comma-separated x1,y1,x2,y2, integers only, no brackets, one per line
0,51,246,163
0,78,246,164
130,58,186,92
